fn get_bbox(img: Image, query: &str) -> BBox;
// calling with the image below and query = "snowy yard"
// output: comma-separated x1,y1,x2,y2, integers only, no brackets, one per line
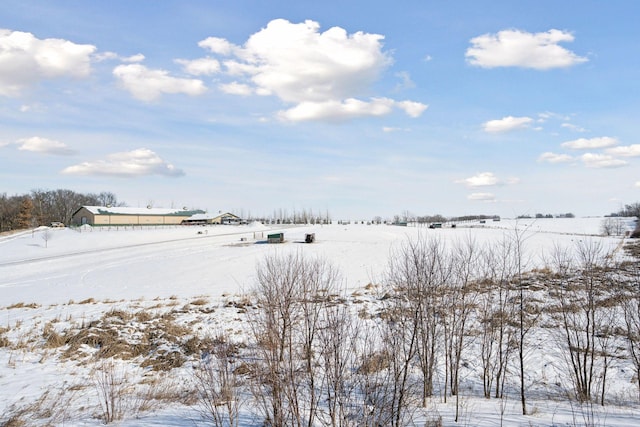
1,217,639,426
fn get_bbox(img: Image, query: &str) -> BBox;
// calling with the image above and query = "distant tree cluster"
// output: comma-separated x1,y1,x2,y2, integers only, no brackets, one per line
389,212,499,225
250,208,332,225
609,202,640,219
449,214,498,222
606,202,640,238
517,213,575,219
0,189,121,233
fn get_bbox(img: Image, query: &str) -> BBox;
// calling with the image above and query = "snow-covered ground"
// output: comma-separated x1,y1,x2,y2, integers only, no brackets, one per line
0,217,638,426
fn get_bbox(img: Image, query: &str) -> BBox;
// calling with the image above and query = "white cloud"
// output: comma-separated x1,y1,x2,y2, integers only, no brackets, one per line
466,29,587,69
200,19,426,121
123,53,145,63
537,111,572,123
219,82,253,96
635,181,640,189
93,51,118,62
396,100,428,118
113,64,206,101
561,137,618,150
0,29,96,96
62,148,185,177
505,177,521,185
198,37,235,55
538,152,574,163
93,52,144,63
278,98,396,122
483,116,533,133
468,192,496,201
605,144,640,157
561,123,587,132
382,126,409,133
176,57,221,76
16,136,74,155
456,172,500,188
580,153,627,168
239,19,391,103
19,103,46,113
394,71,415,90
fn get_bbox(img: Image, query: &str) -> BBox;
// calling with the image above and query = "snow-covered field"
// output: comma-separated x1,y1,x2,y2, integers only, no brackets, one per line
1,217,638,426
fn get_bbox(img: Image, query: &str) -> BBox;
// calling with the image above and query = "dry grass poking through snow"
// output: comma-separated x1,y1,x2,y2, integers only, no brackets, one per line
0,294,253,425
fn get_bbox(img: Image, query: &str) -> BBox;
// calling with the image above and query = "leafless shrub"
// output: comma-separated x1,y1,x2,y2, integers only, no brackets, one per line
193,333,244,426
549,240,617,404
92,359,130,423
248,251,344,427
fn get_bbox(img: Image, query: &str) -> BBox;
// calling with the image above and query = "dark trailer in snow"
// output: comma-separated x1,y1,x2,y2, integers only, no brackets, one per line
267,232,284,243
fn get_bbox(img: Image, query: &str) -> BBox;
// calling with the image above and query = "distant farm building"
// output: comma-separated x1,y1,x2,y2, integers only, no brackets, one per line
71,206,205,226
181,212,242,225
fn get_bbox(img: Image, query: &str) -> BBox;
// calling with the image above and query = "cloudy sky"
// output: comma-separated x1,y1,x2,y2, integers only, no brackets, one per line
1,1,639,219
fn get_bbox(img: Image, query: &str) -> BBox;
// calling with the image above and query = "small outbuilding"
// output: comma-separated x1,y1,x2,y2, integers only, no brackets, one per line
268,232,284,243
71,206,205,227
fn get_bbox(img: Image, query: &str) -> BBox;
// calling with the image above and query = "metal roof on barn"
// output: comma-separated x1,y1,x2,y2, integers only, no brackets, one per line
79,206,205,216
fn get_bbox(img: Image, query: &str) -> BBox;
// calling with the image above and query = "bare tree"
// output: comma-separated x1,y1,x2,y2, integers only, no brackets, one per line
549,240,614,403
0,193,26,232
510,224,534,415
353,324,400,427
621,258,640,401
317,300,361,426
380,297,421,427
386,235,450,406
41,228,52,248
249,251,340,427
17,196,34,229
442,236,480,422
601,217,626,236
193,333,243,426
478,236,518,399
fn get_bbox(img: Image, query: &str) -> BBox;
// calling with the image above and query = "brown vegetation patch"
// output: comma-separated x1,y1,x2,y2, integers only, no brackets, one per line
141,349,185,371
46,307,211,370
6,302,39,310
624,241,640,259
358,351,390,374
42,322,66,349
0,327,9,348
190,297,209,306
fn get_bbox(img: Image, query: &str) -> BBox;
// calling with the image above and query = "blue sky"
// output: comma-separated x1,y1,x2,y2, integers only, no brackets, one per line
1,1,639,220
